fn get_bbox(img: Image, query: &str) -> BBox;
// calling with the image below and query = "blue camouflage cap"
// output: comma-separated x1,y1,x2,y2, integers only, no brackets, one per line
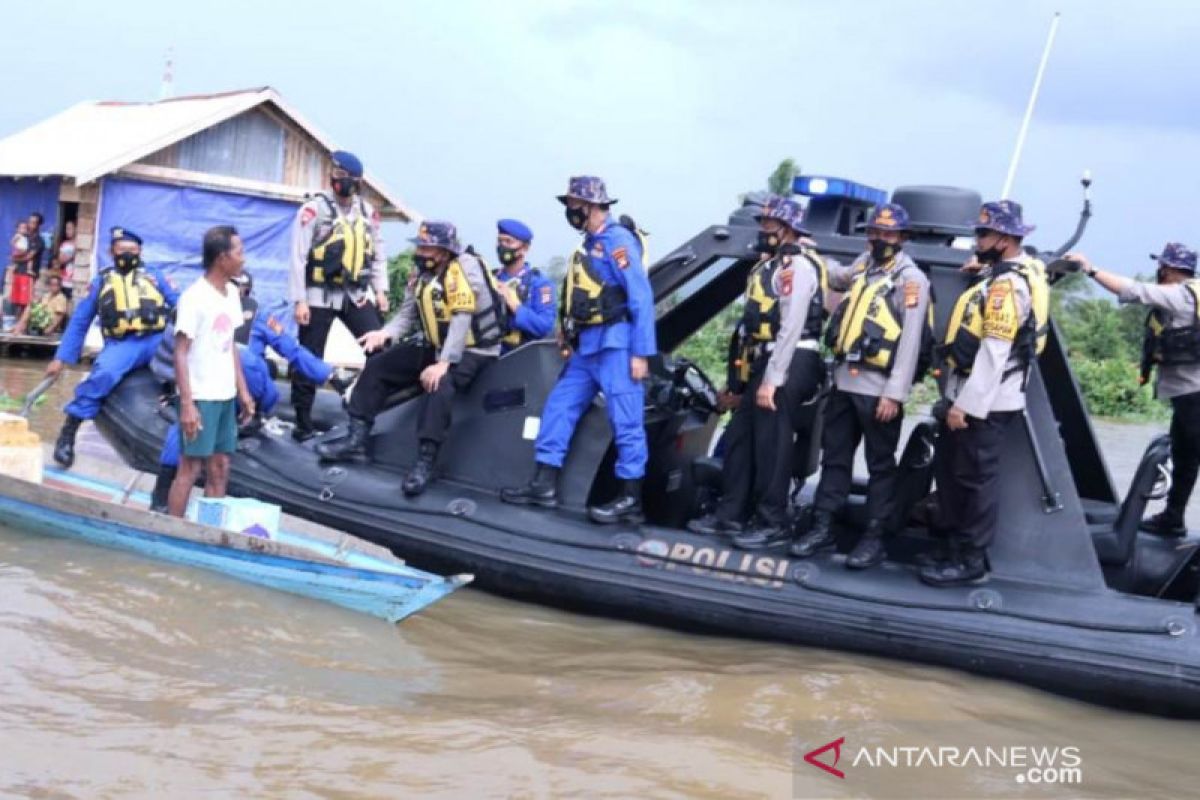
331,150,364,178
755,195,811,236
1152,242,1197,273
557,175,617,206
866,202,911,232
497,218,533,243
110,226,143,246
973,200,1036,237
408,220,461,254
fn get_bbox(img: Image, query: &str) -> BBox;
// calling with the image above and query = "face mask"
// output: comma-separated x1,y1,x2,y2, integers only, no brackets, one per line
413,254,438,273
565,206,588,231
114,253,140,271
870,239,899,263
331,177,357,198
974,245,1004,265
756,230,782,254
497,245,522,266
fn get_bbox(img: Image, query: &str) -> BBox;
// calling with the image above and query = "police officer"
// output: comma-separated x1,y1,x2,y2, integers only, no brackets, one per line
289,150,388,441
44,227,180,468
923,200,1048,586
791,203,931,569
1066,243,1200,537
316,221,500,496
686,196,827,548
493,218,556,353
148,272,347,511
501,176,656,524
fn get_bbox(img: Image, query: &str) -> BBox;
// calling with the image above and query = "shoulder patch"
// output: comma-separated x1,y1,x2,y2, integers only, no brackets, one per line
300,206,317,226
591,241,605,257
777,268,794,296
614,246,629,270
904,280,920,308
982,280,1019,341
540,284,553,305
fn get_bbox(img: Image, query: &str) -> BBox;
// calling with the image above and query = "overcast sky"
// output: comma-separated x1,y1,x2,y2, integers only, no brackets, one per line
1,0,1196,274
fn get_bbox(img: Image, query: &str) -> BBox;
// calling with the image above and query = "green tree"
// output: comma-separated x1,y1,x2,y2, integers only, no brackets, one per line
767,158,799,197
386,249,415,310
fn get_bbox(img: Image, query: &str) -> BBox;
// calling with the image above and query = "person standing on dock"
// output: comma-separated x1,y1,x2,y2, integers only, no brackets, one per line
1066,243,1200,538
500,176,656,525
166,226,255,517
790,202,931,569
925,201,1047,587
44,227,180,468
289,150,388,442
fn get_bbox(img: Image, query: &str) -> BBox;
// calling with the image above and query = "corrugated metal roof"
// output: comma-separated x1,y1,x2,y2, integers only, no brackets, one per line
0,87,416,221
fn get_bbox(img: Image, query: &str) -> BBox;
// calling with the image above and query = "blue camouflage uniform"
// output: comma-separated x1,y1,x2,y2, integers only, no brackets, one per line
495,218,556,353
55,231,180,422
535,179,657,480
159,300,333,467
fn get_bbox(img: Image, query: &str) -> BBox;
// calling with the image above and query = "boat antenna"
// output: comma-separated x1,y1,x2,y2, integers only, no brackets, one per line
1000,12,1061,199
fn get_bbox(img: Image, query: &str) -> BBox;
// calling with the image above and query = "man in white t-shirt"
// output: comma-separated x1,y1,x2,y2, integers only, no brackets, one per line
167,226,255,517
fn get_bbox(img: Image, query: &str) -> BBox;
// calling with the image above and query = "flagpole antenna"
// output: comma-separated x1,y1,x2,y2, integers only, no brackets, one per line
1001,12,1060,199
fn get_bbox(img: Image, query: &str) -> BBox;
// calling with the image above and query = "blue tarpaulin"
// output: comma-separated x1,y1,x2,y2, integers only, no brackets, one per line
0,176,60,261
96,177,298,324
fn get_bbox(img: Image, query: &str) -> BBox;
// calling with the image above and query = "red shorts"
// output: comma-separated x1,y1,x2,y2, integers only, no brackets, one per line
10,273,32,305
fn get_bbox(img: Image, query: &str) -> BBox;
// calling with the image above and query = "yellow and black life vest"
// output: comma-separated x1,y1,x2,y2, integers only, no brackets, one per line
563,247,630,327
97,267,167,339
306,195,376,288
741,250,827,344
941,258,1048,376
416,256,504,350
1144,280,1200,368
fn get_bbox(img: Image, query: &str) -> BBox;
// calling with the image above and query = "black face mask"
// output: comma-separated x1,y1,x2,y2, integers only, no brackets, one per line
114,253,140,272
870,239,900,263
497,245,522,266
565,206,588,231
756,230,782,254
975,245,1005,265
331,177,357,198
413,254,438,273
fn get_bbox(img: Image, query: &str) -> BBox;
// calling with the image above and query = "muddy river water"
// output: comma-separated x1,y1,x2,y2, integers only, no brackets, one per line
1,359,1196,799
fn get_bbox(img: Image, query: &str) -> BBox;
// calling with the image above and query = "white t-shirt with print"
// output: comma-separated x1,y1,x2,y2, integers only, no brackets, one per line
175,276,242,401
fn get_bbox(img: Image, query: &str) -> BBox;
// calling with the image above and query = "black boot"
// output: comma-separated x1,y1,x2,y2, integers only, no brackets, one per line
686,513,743,537
53,415,82,468
732,520,792,550
919,545,988,587
588,479,644,525
789,510,836,558
315,416,370,462
845,521,887,570
500,464,560,508
402,440,439,497
1140,508,1187,538
292,405,316,442
238,412,265,438
150,466,177,514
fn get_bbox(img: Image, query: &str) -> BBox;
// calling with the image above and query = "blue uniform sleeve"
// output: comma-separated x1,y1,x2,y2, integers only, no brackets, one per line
607,227,657,357
513,271,557,339
54,277,101,365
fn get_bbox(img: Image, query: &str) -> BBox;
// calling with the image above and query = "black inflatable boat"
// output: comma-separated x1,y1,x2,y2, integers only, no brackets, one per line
96,180,1200,717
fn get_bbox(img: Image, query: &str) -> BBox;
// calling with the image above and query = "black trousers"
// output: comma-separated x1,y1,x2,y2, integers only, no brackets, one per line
1167,391,1200,515
347,344,493,444
933,410,1019,551
813,388,904,525
716,350,823,528
293,298,383,419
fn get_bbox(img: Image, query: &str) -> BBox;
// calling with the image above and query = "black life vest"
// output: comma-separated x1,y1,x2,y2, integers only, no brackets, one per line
741,250,827,344
234,296,258,346
96,267,167,339
1144,280,1200,367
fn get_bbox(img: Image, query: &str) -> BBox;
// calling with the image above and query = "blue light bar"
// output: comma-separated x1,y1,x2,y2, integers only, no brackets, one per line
793,175,888,206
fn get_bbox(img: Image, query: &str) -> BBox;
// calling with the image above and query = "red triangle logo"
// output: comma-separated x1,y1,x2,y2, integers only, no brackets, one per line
803,737,846,779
